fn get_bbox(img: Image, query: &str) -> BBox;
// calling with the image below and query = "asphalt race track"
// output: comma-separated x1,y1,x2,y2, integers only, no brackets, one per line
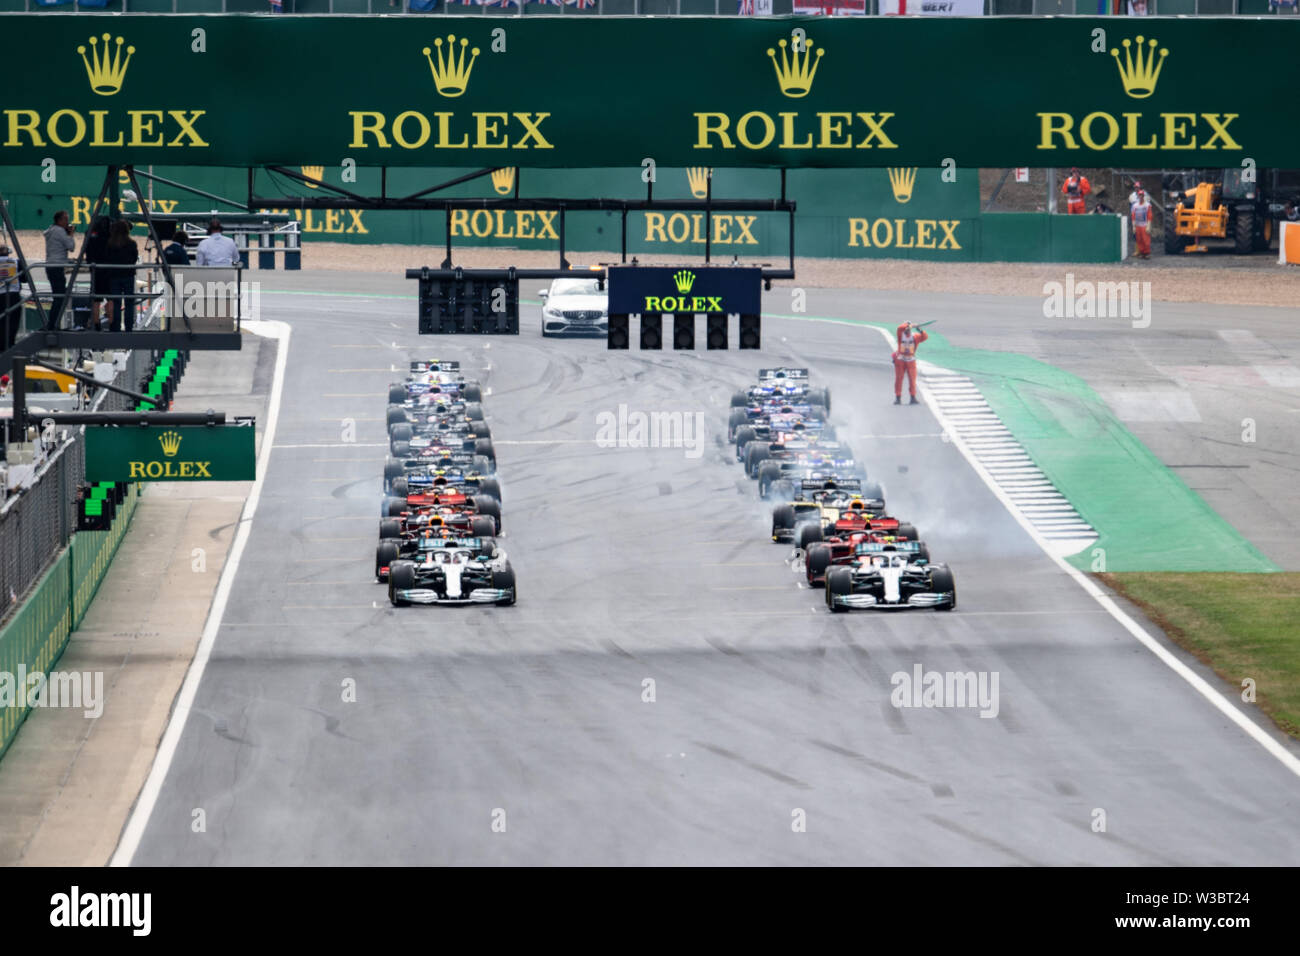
127,279,1300,865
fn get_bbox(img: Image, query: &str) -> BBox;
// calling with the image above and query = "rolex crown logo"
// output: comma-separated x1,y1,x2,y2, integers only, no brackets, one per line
78,33,135,96
887,167,917,204
767,36,824,99
673,270,696,294
158,430,182,458
300,166,324,190
423,35,480,98
491,167,516,195
686,167,712,199
1110,36,1168,100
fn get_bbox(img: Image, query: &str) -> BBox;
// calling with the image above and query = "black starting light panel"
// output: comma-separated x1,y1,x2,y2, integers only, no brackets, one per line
608,266,761,317
417,274,520,334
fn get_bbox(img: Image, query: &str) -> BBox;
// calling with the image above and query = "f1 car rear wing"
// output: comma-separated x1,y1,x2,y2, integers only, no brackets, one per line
407,473,490,489
416,536,488,550
802,478,862,491
411,360,462,373
758,367,809,381
855,541,922,554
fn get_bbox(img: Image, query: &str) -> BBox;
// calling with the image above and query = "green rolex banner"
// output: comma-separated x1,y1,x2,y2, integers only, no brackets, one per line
84,424,256,482
0,15,1294,168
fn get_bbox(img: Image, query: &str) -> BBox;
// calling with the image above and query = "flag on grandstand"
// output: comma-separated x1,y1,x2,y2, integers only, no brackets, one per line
739,0,774,13
879,0,983,12
564,0,597,6
794,0,867,13
409,0,438,9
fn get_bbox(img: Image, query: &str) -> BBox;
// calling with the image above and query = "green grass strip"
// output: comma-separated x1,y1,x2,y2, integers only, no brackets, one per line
1101,572,1300,737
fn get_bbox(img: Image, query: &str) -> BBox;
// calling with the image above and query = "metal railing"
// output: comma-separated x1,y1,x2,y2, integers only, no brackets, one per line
0,282,164,627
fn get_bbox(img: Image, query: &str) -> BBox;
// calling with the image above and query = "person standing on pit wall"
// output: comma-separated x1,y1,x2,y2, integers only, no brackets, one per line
1131,187,1153,260
893,321,928,406
83,215,112,330
43,210,75,326
0,245,19,350
196,218,239,267
1062,167,1091,215
163,230,190,266
105,219,139,332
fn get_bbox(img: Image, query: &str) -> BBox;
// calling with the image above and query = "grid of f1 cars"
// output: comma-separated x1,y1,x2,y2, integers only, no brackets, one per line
729,368,956,612
375,360,517,607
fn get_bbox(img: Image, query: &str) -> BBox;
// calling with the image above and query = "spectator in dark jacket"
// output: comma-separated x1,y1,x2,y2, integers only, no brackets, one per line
105,219,139,332
163,231,190,266
83,215,112,330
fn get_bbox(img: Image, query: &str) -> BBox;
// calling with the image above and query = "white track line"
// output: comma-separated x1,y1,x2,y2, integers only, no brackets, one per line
110,320,292,866
869,327,1300,778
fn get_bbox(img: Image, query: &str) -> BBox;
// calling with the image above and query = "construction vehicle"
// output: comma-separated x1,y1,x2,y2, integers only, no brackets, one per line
1165,168,1297,255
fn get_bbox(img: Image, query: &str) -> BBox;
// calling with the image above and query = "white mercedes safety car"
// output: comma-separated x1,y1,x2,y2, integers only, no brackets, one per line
538,276,609,338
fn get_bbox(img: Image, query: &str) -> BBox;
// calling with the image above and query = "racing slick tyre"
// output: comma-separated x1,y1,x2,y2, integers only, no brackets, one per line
387,405,407,428
734,426,758,458
389,422,413,444
465,402,485,422
390,477,409,500
728,408,749,438
388,384,406,405
472,454,495,476
770,479,796,501
744,443,771,478
384,496,408,517
863,481,884,503
730,390,750,408
896,522,919,541
806,543,833,583
389,561,416,607
376,540,401,581
462,384,483,403
492,565,517,607
808,387,831,413
797,522,824,552
917,542,931,563
806,404,829,422
772,503,796,541
929,566,956,611
471,515,496,538
379,518,402,540
472,495,502,532
384,457,405,489
826,566,853,613
391,440,411,459
476,477,502,503
758,461,783,498
469,423,492,441
474,438,496,466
